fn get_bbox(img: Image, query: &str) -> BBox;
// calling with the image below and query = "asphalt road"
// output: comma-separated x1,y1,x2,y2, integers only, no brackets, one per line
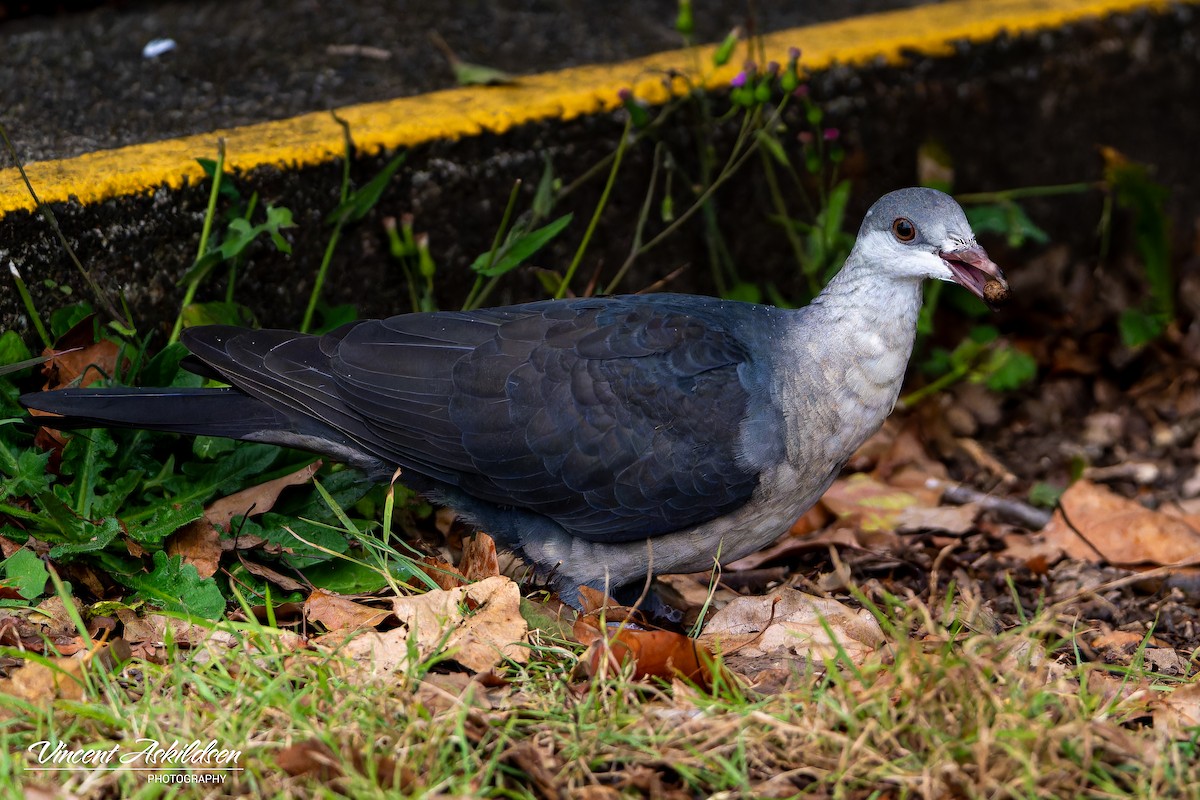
2,0,929,164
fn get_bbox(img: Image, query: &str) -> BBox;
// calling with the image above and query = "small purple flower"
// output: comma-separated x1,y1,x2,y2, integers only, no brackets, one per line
618,87,633,101
730,71,748,88
797,131,814,145
823,127,840,141
793,84,809,98
788,46,801,62
766,61,779,76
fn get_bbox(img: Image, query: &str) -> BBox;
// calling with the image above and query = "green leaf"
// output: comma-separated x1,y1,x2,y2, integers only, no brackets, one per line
968,325,1000,345
133,443,281,523
327,153,407,226
755,131,791,167
303,558,391,594
196,158,242,201
59,428,118,517
1028,482,1064,509
0,443,53,500
0,331,32,370
451,60,515,87
140,342,193,387
982,346,1037,392
270,467,373,522
193,436,237,460
47,516,122,560
126,551,225,620
218,205,296,259
181,301,257,329
126,501,205,548
49,304,95,340
258,515,349,569
1118,307,1166,348
722,282,762,304
712,27,739,67
964,202,1049,248
532,157,557,219
1107,156,1172,321
90,468,143,518
311,302,359,335
1,548,49,600
470,213,574,278
175,250,225,289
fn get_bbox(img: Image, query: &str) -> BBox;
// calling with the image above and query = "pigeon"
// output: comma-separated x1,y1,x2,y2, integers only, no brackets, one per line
21,187,1006,605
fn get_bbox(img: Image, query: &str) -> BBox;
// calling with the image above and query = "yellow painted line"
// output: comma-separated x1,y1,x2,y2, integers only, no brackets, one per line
0,0,1189,214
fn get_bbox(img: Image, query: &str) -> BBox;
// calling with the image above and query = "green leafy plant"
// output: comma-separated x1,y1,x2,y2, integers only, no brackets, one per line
903,325,1037,408
1102,148,1174,347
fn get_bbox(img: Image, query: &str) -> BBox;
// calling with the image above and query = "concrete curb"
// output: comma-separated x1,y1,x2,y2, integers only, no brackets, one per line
0,0,1187,215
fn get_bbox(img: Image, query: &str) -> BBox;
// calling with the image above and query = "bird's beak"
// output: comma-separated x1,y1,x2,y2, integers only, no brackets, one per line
940,242,1009,309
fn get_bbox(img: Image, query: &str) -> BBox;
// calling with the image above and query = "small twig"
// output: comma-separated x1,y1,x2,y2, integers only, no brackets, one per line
634,263,688,295
930,479,1052,530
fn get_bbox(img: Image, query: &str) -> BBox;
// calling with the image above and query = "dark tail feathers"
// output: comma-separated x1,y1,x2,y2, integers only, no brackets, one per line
19,388,290,440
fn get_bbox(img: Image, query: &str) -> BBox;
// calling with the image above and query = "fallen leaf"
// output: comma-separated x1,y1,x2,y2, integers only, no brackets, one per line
238,556,309,592
573,618,713,685
415,672,494,716
419,556,469,590
337,576,527,675
39,337,118,392
1042,480,1200,566
820,473,930,532
459,533,500,581
275,738,341,779
167,519,222,579
0,656,85,705
698,587,885,666
895,503,980,535
998,532,1062,573
204,461,322,531
304,589,392,632
1154,681,1200,740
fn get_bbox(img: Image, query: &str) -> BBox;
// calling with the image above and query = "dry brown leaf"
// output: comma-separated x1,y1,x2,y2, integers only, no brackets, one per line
304,589,392,632
337,576,527,675
0,656,85,705
167,519,222,579
414,672,494,716
698,587,885,665
573,618,713,685
204,460,323,531
787,504,834,537
998,532,1062,573
652,573,726,625
419,556,469,590
872,422,949,486
820,473,933,532
0,536,23,559
116,609,216,647
895,503,980,535
39,339,119,392
1042,480,1200,566
1154,681,1200,740
238,556,309,592
275,738,342,779
460,532,500,581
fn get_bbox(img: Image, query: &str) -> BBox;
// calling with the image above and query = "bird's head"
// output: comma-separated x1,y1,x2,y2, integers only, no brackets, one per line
854,187,1009,309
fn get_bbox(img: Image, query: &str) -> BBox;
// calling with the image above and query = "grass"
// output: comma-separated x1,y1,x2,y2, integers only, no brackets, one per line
4,595,1194,798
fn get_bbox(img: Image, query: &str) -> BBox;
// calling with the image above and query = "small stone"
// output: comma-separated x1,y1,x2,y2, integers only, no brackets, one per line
983,279,1010,305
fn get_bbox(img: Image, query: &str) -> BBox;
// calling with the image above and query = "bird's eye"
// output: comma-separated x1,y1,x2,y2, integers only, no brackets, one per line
892,218,916,242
